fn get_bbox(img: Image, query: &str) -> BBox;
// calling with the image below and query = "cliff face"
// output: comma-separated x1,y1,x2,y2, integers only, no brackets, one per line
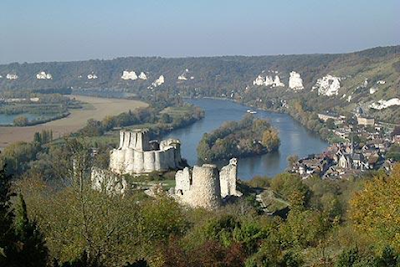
313,75,341,96
288,71,304,90
109,129,182,174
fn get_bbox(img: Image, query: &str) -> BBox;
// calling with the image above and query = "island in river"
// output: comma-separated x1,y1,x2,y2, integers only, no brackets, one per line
197,114,280,162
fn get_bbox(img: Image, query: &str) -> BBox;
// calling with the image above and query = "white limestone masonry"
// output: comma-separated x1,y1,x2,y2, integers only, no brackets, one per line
174,158,242,210
109,129,182,174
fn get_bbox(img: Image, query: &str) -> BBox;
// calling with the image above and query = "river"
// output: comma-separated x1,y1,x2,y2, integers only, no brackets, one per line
164,98,329,180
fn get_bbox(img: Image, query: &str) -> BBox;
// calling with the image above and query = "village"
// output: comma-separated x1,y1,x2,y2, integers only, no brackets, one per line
291,110,400,179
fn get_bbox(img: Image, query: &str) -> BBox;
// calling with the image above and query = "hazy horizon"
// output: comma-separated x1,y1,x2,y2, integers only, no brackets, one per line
1,0,399,64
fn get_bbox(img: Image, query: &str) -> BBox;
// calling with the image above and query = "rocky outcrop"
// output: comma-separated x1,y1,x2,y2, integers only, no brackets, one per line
87,73,98,79
121,71,138,80
36,71,52,80
253,75,265,86
91,167,128,195
178,69,189,81
370,98,400,110
138,72,147,80
174,158,241,210
288,71,304,90
109,129,182,174
151,75,165,87
6,74,18,80
369,87,378,94
313,75,341,96
253,73,285,87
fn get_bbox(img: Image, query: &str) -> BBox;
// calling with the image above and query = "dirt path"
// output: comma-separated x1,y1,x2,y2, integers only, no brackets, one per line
0,95,148,148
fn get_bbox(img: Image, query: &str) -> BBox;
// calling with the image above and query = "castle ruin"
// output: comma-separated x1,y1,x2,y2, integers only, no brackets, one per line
173,158,242,210
92,130,243,210
109,129,183,174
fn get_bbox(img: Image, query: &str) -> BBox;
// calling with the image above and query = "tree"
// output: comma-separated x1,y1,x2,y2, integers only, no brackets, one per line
13,116,29,126
13,194,48,267
349,164,400,251
160,113,172,124
325,118,335,130
287,155,299,169
261,129,280,152
270,173,310,207
0,165,15,264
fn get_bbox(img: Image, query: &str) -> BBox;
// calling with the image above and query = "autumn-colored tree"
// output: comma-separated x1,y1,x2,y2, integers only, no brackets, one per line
13,116,29,126
261,129,280,152
349,164,400,251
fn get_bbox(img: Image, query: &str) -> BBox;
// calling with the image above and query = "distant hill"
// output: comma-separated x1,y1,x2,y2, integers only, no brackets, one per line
0,45,399,122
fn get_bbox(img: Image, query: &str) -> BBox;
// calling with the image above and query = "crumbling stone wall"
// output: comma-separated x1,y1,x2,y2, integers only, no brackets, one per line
174,158,241,210
176,164,221,210
220,158,242,198
91,167,128,195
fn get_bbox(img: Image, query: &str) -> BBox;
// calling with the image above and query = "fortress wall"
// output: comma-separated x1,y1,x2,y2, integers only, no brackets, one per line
119,131,125,148
173,144,182,166
219,158,241,198
143,151,156,172
109,149,125,174
124,149,135,173
175,167,191,195
129,129,150,151
184,164,221,209
164,148,175,169
109,130,182,175
133,150,144,173
154,151,161,170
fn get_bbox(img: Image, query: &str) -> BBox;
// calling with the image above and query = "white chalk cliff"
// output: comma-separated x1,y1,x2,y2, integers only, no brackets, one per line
36,71,52,80
370,98,400,110
253,75,265,86
152,75,165,87
313,75,341,96
178,69,189,81
369,87,378,94
121,71,138,80
288,71,304,90
253,73,285,87
138,72,147,80
88,73,98,80
6,74,18,80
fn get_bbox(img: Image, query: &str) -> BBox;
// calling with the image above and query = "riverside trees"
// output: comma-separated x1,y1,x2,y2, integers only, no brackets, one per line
197,114,280,162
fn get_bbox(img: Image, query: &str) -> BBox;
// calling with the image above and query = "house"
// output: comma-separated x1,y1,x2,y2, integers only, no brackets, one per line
357,116,375,127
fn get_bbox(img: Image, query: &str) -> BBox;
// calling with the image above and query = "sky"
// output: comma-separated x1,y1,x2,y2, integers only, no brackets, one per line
0,0,399,64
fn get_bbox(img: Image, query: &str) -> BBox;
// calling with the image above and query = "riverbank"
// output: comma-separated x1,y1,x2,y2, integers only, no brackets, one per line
0,95,148,148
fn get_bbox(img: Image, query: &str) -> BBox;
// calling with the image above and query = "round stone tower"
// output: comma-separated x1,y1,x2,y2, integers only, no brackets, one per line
189,164,221,209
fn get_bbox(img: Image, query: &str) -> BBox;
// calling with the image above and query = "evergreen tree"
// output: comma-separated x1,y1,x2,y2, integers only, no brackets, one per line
13,193,48,267
0,164,16,264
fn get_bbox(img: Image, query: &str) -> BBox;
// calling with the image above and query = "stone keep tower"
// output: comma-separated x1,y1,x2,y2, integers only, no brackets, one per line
109,129,182,174
175,164,221,210
119,129,150,151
